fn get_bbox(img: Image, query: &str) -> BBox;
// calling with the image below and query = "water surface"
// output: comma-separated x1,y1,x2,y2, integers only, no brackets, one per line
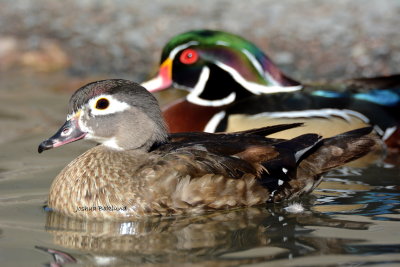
1,72,399,266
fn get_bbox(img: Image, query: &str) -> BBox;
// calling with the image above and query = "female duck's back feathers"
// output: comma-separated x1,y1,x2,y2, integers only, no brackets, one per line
39,80,377,219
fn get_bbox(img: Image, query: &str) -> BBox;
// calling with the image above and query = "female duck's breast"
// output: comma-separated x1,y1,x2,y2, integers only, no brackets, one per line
48,146,153,219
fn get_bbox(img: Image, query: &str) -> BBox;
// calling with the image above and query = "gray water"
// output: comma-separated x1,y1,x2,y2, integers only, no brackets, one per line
1,72,399,266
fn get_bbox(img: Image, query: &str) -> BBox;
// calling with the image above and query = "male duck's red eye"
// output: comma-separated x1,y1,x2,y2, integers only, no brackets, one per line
179,49,198,64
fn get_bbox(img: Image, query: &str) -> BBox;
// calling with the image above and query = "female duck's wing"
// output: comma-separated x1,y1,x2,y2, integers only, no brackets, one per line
270,127,378,202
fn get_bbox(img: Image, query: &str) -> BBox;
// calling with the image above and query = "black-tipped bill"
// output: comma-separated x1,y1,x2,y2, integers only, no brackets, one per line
38,119,86,153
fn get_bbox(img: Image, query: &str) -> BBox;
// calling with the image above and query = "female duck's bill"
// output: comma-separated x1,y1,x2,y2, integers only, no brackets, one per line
38,114,86,153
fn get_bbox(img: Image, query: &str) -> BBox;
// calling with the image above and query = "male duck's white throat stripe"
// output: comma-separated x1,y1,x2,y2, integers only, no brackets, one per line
186,66,237,107
141,75,165,91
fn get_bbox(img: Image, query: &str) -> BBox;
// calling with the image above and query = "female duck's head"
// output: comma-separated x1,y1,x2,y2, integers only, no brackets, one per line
38,80,168,152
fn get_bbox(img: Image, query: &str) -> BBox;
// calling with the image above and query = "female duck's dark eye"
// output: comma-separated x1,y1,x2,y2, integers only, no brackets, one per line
95,98,109,110
179,49,198,64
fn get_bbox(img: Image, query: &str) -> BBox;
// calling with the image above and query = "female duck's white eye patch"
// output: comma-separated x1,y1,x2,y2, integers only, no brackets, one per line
88,95,130,116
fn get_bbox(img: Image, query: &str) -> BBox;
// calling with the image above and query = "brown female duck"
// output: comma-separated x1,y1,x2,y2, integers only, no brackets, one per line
38,79,377,219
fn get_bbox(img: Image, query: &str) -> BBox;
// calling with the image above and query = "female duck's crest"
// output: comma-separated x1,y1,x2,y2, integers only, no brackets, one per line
142,30,301,107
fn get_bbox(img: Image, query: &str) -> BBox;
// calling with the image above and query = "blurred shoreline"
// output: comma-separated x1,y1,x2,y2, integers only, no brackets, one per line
1,0,400,86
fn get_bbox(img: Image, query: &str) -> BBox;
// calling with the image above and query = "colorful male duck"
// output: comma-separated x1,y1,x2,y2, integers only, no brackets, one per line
142,30,400,150
38,79,377,219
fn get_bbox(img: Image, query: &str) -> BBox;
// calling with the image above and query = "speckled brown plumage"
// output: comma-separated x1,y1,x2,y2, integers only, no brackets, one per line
39,79,378,219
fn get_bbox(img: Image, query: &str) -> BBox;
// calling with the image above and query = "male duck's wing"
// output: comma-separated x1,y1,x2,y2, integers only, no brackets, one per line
344,74,400,91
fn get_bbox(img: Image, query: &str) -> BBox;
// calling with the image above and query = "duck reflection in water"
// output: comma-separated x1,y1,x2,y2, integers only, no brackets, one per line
40,205,371,266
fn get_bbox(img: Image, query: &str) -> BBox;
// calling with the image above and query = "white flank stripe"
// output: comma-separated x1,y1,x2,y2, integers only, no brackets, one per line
204,111,226,133
252,108,370,123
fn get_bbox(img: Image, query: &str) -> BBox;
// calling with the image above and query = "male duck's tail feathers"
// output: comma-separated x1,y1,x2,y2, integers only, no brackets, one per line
267,127,378,202
346,74,400,90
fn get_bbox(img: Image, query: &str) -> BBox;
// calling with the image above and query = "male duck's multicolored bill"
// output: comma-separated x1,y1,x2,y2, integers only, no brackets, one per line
38,80,378,219
142,29,400,150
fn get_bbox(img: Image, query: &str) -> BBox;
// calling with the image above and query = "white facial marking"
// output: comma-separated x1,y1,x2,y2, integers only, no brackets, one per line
278,179,284,186
215,40,230,46
142,41,200,91
252,108,370,123
204,111,226,133
88,94,130,116
282,167,288,174
169,41,200,59
66,110,92,137
83,133,124,151
186,66,237,107
242,48,279,86
215,61,302,94
78,110,92,134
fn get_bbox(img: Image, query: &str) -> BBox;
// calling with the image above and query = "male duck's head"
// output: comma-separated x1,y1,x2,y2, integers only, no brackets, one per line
38,80,168,153
142,29,301,107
